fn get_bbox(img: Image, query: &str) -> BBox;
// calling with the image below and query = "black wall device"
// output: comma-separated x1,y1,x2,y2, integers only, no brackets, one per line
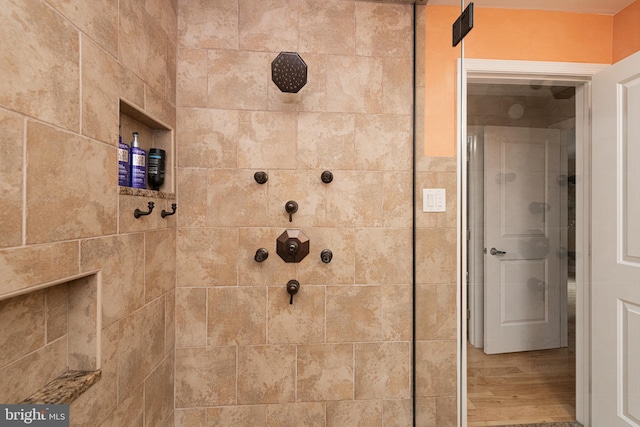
453,2,474,47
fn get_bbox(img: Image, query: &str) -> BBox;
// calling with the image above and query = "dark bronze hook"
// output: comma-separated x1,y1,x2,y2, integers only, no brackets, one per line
134,202,155,218
161,203,177,218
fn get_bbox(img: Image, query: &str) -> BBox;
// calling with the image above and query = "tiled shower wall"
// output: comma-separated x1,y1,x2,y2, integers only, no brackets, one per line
0,0,177,425
174,0,418,425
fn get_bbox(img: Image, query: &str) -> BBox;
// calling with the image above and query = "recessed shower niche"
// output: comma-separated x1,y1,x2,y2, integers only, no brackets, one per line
0,273,101,404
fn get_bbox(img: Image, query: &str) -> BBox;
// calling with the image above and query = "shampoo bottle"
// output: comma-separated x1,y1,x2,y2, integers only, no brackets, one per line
118,128,130,186
129,132,147,189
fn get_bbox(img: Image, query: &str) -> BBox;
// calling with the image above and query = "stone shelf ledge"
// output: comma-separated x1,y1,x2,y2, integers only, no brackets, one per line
119,186,175,199
20,370,101,404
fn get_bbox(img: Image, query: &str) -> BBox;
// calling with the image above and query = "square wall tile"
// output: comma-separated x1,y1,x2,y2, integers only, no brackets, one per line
175,346,237,408
178,0,238,49
355,115,412,171
174,409,205,427
238,111,298,170
326,286,382,343
297,344,353,402
326,171,384,227
177,108,238,168
382,284,412,341
207,405,266,427
355,342,411,399
175,287,207,348
325,56,383,114
26,122,117,244
239,0,298,52
208,287,267,346
207,169,269,227
266,403,326,427
0,290,45,368
299,0,355,55
297,228,355,286
177,227,239,287
297,112,355,170
355,228,412,285
145,228,176,302
144,354,174,427
415,228,457,285
267,171,327,228
415,340,457,397
237,345,296,404
326,400,382,427
268,285,324,344
177,48,208,108
355,2,412,58
176,168,208,228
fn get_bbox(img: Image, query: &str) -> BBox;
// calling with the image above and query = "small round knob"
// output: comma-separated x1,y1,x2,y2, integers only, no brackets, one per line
320,249,333,264
254,248,269,262
287,240,299,255
254,171,268,184
321,170,333,184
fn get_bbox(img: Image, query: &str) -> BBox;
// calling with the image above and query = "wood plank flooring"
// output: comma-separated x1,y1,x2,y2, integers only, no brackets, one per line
467,344,576,426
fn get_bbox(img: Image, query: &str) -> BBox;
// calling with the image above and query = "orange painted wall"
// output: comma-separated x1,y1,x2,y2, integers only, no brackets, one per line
424,6,613,157
613,0,640,62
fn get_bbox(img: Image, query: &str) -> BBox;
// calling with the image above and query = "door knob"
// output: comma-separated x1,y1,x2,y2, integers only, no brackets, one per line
489,247,506,255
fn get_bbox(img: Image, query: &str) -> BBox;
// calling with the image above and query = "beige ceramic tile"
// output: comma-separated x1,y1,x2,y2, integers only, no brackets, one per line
207,169,269,227
0,290,45,369
166,39,177,106
102,383,144,427
177,108,238,168
437,396,458,427
326,400,383,427
268,285,324,344
383,57,413,115
26,122,117,243
297,344,353,402
120,0,167,95
326,285,382,343
0,241,79,298
45,284,68,343
178,0,238,49
81,35,119,145
119,64,146,110
238,0,298,52
299,0,355,55
382,284,412,341
175,346,237,408
297,112,356,170
177,227,239,287
415,396,438,427
415,155,457,173
325,56,383,114
437,283,457,340
207,405,267,427
208,50,270,111
165,289,175,356
355,2,412,58
267,170,327,228
177,49,208,107
237,227,296,286
266,403,326,427
208,287,267,346
383,399,413,427
144,354,175,427
355,342,411,399
146,0,178,43
238,111,298,169
415,340,457,397
355,114,412,171
415,284,437,340
47,0,118,56
118,298,166,401
175,409,205,427
354,228,412,285
0,338,66,403
415,227,457,285
0,0,79,132
296,227,356,286
81,233,145,327
175,287,207,348
145,228,176,302
383,172,413,228
326,171,384,227
176,168,208,227
237,345,296,404
267,53,327,112
68,275,100,371
145,85,177,129
0,110,23,248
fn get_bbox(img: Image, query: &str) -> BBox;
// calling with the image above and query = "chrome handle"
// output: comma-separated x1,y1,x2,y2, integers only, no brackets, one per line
490,247,506,256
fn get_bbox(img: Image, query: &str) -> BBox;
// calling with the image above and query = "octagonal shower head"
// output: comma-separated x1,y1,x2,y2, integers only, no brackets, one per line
271,52,307,93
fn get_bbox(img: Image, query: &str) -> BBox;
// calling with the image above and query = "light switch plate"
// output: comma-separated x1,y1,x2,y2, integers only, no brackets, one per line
423,189,446,212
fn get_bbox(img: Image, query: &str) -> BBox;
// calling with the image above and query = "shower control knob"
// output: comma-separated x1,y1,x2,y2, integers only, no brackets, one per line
286,279,300,304
321,170,333,184
254,248,269,262
320,249,333,264
285,200,298,222
254,171,268,184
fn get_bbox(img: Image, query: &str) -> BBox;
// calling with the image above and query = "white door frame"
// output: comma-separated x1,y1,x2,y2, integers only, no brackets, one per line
457,58,608,426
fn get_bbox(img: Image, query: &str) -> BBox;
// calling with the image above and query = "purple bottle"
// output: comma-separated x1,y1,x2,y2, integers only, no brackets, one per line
129,132,146,189
118,130,130,186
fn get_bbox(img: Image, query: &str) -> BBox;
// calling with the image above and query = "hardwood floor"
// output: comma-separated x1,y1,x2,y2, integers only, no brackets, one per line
467,279,577,426
467,344,576,426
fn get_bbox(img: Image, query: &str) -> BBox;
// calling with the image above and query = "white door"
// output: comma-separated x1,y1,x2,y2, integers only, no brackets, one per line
484,126,566,354
591,49,640,426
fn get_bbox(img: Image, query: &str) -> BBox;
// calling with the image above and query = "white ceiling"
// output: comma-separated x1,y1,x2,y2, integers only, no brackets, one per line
425,0,635,15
